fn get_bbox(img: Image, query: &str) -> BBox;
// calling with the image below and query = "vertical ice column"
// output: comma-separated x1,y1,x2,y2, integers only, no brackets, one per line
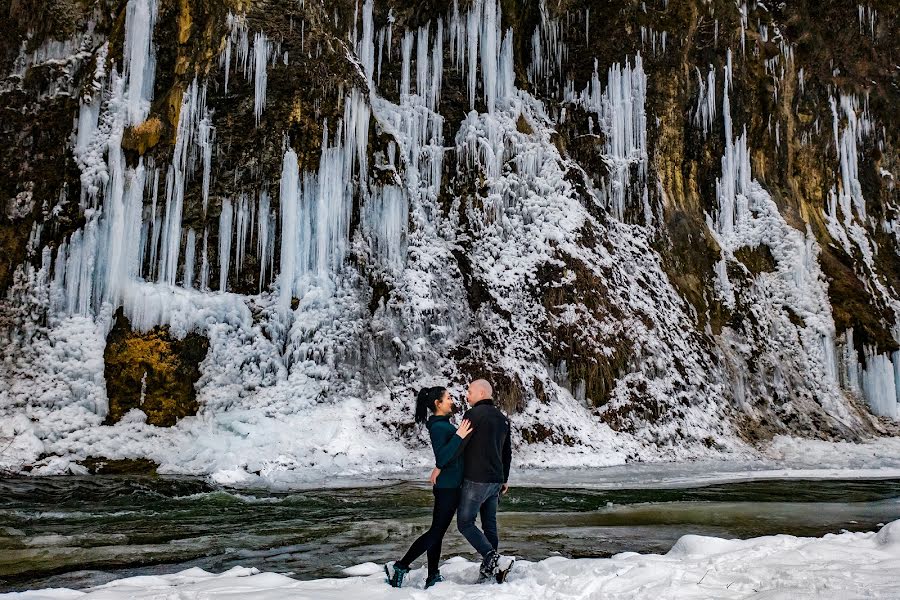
363,185,408,270
60,220,100,316
123,0,158,125
343,88,370,192
466,0,481,110
359,0,375,83
578,54,647,220
278,149,300,312
101,160,145,306
200,227,210,291
416,25,429,99
257,190,272,292
400,30,413,99
497,29,514,104
253,32,269,126
219,198,233,292
147,169,161,280
429,20,443,111
714,49,751,237
315,138,350,278
183,227,196,289
694,65,717,137
829,95,867,222
158,81,201,286
98,142,127,307
75,98,101,157
480,0,498,112
198,111,215,216
861,347,900,418
527,0,564,98
235,194,250,278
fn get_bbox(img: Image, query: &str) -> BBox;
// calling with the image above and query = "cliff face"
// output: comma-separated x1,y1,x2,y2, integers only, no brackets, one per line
0,0,897,479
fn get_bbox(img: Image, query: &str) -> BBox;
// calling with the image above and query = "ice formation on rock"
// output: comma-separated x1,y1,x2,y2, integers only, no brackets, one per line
0,0,897,481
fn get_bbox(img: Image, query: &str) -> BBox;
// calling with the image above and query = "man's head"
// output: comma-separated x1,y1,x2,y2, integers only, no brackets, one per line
466,379,493,406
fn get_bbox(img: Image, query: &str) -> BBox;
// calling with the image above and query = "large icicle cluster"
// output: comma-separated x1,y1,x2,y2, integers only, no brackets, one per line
566,55,649,222
1,0,896,483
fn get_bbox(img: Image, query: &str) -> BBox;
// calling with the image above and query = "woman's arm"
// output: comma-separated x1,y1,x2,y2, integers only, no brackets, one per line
431,424,463,468
431,419,472,467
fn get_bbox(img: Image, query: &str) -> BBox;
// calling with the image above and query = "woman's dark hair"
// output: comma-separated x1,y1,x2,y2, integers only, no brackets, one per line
414,386,447,424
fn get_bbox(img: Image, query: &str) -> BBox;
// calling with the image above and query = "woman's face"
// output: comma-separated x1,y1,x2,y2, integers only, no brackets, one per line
434,391,453,415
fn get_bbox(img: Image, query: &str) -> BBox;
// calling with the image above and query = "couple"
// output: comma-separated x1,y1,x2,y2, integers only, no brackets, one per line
385,379,513,588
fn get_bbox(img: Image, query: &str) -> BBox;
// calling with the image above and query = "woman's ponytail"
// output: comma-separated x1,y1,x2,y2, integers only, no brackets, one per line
414,386,446,423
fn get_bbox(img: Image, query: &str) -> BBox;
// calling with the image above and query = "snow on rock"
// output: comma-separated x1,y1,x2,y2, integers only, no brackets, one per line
5,522,900,599
1,0,898,480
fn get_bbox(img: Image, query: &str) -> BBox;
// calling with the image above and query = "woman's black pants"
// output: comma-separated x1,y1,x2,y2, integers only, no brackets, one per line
397,487,461,576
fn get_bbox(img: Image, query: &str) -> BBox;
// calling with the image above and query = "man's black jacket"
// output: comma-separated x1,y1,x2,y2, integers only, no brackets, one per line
448,399,511,483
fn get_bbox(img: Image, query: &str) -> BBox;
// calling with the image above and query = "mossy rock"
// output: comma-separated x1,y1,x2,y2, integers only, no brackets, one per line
104,309,209,427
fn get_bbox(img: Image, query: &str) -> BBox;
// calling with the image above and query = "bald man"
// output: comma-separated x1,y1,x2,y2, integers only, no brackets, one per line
448,379,512,581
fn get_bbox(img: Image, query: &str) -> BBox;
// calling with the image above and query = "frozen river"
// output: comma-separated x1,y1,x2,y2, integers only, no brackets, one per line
2,476,899,592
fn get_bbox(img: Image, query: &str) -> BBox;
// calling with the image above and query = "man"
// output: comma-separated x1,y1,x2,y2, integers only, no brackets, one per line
447,378,512,581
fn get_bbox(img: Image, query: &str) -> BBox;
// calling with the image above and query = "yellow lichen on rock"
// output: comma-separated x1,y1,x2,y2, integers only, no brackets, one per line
104,310,208,427
178,0,192,44
122,117,163,155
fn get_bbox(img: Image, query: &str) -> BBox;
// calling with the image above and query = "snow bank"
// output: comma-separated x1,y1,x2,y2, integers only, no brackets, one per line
5,521,900,599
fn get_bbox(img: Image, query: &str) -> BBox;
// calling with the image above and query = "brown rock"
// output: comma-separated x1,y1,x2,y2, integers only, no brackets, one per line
104,309,209,427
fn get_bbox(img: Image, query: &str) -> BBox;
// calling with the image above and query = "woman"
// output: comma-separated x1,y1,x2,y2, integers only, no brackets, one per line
385,386,473,589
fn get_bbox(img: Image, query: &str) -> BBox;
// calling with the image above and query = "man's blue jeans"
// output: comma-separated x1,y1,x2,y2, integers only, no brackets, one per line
457,479,502,557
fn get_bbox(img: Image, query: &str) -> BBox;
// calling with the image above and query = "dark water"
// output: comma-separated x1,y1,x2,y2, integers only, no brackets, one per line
1,476,899,592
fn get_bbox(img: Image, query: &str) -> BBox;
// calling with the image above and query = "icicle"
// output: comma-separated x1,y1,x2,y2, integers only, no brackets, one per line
344,88,371,191
278,149,300,312
429,19,443,110
359,0,375,83
200,227,210,291
362,185,408,270
400,30,413,99
416,25,430,99
147,168,161,279
198,110,214,216
829,94,867,222
712,49,752,237
253,32,269,126
183,227,196,289
693,65,716,137
861,347,900,418
376,28,385,85
75,98,101,158
467,0,481,109
314,125,352,278
497,29,514,104
257,190,271,291
235,193,250,278
218,198,233,292
575,54,648,220
123,0,158,125
158,80,202,286
527,0,564,98
480,0,497,112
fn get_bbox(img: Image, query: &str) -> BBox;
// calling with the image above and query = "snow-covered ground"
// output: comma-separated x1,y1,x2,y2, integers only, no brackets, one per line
5,520,900,599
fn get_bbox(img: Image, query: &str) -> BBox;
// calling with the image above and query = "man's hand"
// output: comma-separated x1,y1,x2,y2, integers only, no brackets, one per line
501,483,509,495
456,418,474,439
429,467,441,485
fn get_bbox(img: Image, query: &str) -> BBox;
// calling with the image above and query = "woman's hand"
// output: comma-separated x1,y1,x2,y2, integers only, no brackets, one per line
456,418,474,439
429,467,441,485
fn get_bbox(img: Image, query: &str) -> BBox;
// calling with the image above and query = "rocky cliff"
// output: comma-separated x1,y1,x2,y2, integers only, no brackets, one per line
0,0,897,480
